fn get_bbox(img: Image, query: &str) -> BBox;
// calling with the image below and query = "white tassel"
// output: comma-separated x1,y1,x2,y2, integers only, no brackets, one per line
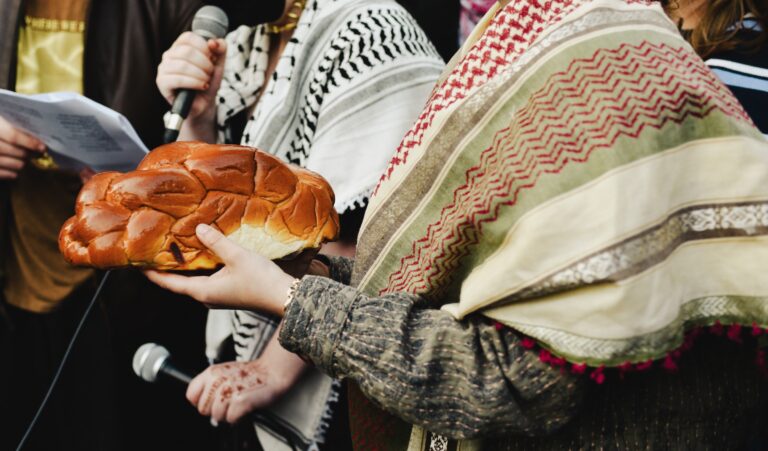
337,186,374,213
311,379,343,445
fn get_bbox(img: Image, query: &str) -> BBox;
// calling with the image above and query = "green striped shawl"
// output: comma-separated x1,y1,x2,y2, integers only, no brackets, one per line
350,0,768,448
355,0,768,383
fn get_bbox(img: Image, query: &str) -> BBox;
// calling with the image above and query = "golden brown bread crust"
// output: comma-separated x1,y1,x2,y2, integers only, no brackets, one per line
59,142,340,270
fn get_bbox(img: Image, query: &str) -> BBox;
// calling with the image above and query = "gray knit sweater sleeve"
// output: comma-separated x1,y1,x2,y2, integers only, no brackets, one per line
278,275,585,439
324,255,354,285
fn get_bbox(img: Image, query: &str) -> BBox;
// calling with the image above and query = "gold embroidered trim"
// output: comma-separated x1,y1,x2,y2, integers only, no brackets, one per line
24,16,85,33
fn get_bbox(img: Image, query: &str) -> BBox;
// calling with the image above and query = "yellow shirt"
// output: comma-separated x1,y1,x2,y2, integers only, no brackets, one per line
15,0,87,95
4,0,92,313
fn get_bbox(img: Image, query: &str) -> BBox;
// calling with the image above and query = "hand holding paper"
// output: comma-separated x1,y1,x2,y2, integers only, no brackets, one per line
0,90,149,173
0,115,46,179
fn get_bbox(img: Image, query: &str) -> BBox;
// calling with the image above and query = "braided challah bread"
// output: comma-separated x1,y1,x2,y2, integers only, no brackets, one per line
59,141,339,270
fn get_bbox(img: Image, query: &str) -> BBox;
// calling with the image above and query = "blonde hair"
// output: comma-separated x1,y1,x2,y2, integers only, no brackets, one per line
663,0,768,57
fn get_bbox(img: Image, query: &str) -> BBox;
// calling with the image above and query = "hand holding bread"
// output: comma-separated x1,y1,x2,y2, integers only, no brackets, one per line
59,141,339,271
145,223,296,314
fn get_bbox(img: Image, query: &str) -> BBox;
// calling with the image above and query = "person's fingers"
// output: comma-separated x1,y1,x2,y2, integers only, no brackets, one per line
0,168,18,180
175,31,210,51
198,377,224,416
207,39,219,53
156,75,176,105
197,382,213,416
186,372,207,406
157,74,208,103
158,42,215,104
225,388,275,424
160,58,213,82
210,386,231,423
156,74,209,97
195,224,244,265
0,140,29,159
201,40,227,102
163,47,215,75
207,58,226,100
225,393,256,424
306,259,330,278
210,38,227,58
0,155,25,171
0,120,44,152
143,270,211,302
165,44,215,72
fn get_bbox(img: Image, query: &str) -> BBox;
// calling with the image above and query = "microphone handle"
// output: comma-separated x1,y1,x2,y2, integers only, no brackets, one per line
163,90,196,144
163,128,180,144
161,361,193,385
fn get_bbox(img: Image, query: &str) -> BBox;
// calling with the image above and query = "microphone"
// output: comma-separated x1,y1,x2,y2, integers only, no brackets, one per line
163,5,229,144
133,343,193,385
133,343,308,447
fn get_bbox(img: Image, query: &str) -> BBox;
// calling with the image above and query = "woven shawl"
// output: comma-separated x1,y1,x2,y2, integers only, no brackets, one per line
349,0,768,449
216,0,444,213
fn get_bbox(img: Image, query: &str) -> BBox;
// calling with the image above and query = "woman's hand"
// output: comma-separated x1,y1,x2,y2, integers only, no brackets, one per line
0,116,45,180
145,224,295,315
188,360,292,424
156,32,227,122
187,332,309,424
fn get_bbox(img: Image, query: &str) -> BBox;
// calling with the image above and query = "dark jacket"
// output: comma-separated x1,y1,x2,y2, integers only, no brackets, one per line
0,0,203,286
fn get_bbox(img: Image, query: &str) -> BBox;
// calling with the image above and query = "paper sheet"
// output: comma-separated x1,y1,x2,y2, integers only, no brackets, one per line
0,89,149,172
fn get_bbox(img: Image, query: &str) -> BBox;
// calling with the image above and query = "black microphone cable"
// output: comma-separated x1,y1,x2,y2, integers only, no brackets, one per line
14,270,112,451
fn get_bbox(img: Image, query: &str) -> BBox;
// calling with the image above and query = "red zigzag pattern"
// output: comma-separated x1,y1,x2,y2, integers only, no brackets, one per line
374,0,658,194
381,41,751,298
373,0,581,194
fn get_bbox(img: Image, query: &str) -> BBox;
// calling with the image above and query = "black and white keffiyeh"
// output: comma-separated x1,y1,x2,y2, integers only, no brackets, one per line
216,0,444,212
206,0,443,449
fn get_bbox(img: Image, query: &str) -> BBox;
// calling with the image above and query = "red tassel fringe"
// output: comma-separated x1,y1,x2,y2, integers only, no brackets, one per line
506,321,768,384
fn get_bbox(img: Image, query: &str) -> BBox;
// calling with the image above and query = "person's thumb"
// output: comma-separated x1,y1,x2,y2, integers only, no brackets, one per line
196,224,242,264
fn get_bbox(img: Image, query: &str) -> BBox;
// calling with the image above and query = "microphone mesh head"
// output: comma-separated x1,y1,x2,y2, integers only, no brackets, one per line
192,6,229,40
133,343,170,383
